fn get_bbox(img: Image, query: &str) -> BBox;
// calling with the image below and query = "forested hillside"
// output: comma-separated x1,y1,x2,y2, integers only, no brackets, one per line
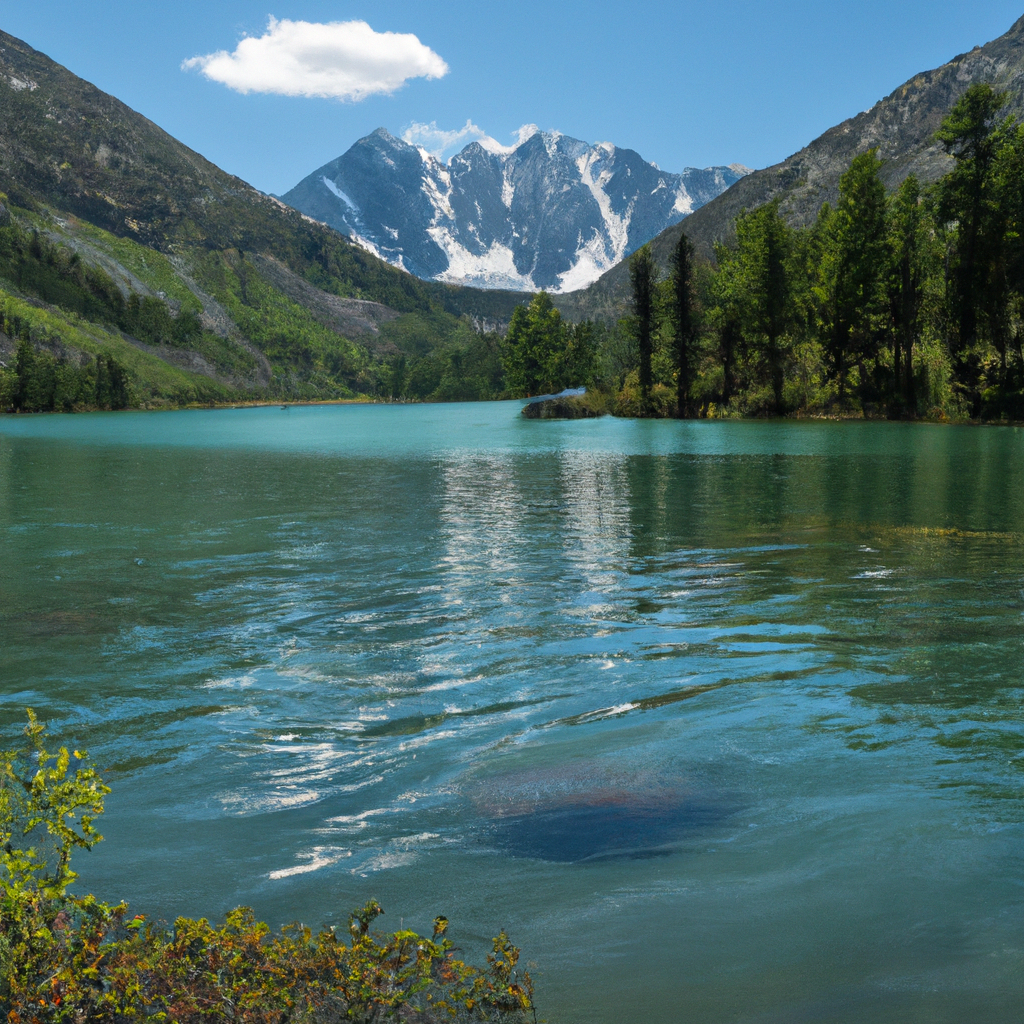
561,13,1024,321
0,28,527,411
595,85,1024,422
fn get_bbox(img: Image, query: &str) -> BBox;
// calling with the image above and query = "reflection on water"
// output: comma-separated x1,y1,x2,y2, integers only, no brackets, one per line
2,406,1024,1022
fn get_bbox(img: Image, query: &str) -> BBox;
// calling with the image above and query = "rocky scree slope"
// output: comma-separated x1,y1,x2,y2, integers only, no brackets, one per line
561,13,1024,322
281,128,749,293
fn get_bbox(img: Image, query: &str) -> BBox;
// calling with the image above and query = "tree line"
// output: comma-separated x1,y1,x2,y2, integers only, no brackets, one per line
0,333,130,412
5,84,1022,417
621,84,1024,420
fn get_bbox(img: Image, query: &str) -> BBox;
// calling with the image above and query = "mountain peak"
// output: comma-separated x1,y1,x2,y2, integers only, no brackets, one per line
281,128,748,292
363,127,415,155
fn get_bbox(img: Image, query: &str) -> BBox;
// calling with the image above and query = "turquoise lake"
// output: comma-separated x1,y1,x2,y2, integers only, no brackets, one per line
2,402,1024,1022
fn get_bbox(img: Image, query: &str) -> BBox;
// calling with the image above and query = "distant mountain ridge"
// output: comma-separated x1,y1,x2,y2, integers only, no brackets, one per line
281,128,750,293
0,27,529,409
0,27,526,326
558,13,1024,322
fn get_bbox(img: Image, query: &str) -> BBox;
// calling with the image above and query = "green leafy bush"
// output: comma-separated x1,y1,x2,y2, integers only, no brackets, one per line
0,713,535,1024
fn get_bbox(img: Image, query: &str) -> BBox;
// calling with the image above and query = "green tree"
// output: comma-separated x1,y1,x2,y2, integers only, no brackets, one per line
30,351,58,412
13,338,49,411
559,320,597,389
502,292,566,396
992,121,1024,394
94,354,130,410
886,175,929,414
0,366,15,411
387,353,407,399
935,84,1012,401
53,361,84,412
717,201,794,414
628,244,659,414
813,150,888,405
717,314,742,407
671,232,698,417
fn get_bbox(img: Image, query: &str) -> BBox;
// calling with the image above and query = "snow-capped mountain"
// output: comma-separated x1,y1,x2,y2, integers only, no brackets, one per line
280,127,750,293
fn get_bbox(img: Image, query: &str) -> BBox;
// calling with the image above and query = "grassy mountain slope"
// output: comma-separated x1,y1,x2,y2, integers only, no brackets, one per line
559,14,1024,322
0,28,528,408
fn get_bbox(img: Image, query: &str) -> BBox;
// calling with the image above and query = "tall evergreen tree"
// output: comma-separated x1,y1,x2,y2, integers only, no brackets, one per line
935,84,1011,400
990,121,1024,390
0,365,15,411
13,338,35,412
671,232,697,417
718,201,793,414
886,175,928,414
105,355,129,410
501,292,566,397
560,321,597,389
628,244,658,415
813,150,888,405
718,315,741,407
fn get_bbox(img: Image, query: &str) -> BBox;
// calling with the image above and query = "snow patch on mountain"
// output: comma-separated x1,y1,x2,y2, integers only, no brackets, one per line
429,229,536,291
673,184,694,216
320,176,359,214
501,172,515,210
421,160,455,223
556,231,617,293
281,126,751,293
577,147,632,265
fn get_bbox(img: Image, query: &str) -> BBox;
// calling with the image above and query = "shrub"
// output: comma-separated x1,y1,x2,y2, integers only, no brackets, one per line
0,712,535,1024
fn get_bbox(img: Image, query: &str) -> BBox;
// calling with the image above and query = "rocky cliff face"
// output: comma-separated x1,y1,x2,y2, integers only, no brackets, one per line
558,14,1024,320
281,128,749,293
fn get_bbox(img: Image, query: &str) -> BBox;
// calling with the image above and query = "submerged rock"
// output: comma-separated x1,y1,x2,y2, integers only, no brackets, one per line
471,760,733,862
521,388,605,420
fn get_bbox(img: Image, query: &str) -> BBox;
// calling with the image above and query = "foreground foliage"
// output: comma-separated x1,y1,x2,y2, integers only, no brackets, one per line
0,713,535,1024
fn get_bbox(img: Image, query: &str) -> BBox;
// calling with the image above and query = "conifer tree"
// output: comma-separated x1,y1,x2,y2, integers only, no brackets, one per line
886,175,927,414
936,84,1011,399
629,244,659,414
13,337,35,411
717,202,793,414
718,315,741,407
671,232,697,417
814,149,888,405
991,122,1024,387
502,292,566,397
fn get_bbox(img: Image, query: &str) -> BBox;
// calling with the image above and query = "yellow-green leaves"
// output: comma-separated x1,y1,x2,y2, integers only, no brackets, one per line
0,714,535,1023
0,709,109,901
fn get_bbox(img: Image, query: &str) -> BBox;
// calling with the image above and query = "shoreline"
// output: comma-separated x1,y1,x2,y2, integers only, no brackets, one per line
2,396,1023,428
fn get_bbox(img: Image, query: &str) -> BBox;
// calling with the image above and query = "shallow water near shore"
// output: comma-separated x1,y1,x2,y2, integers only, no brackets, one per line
3,402,1024,1022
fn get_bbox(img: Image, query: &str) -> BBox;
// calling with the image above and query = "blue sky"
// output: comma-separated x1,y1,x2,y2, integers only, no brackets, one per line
2,2,1022,194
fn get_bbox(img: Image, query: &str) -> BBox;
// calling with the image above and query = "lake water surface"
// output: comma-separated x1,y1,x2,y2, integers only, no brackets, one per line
2,403,1024,1022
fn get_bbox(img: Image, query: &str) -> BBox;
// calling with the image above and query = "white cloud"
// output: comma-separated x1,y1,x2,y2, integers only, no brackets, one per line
402,119,488,159
514,125,540,146
476,124,540,156
182,17,449,101
402,121,543,161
